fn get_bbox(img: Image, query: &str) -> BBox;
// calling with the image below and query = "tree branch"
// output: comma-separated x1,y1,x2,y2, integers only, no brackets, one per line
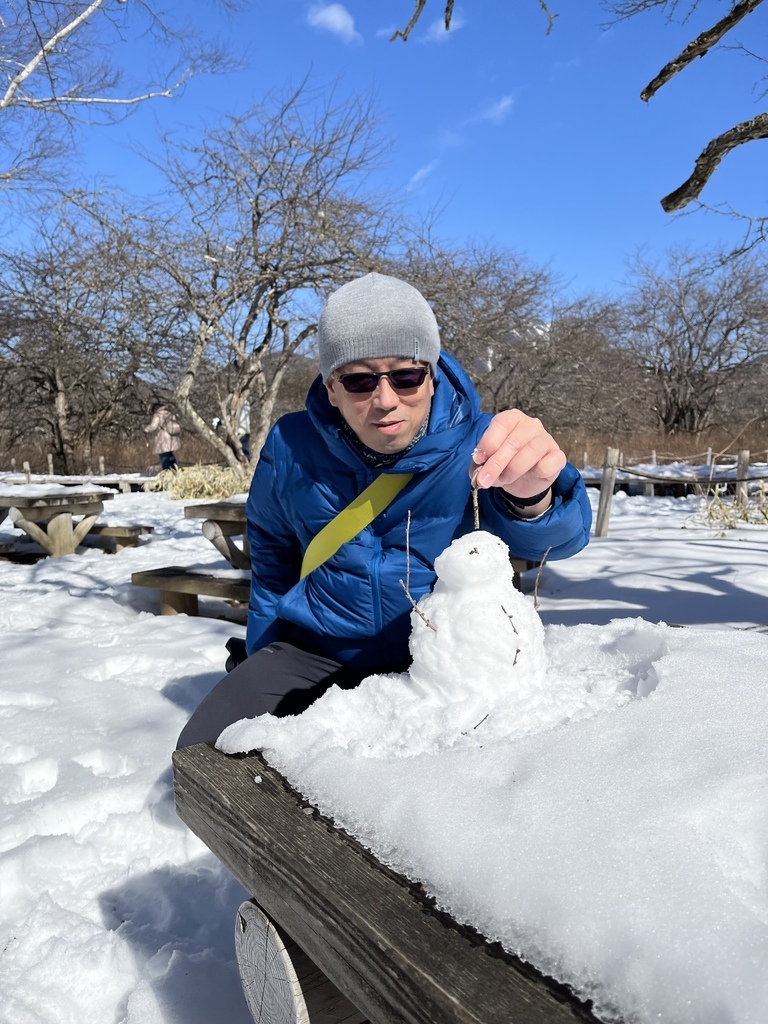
1,0,108,111
661,111,768,211
537,0,559,34
390,0,428,42
390,0,557,41
640,0,765,102
18,87,180,109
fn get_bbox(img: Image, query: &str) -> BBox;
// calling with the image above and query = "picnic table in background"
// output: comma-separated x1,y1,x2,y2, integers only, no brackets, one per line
131,496,250,615
184,497,249,569
0,485,114,557
0,472,156,493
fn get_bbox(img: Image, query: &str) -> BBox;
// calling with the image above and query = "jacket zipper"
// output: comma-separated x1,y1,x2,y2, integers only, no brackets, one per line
370,534,384,634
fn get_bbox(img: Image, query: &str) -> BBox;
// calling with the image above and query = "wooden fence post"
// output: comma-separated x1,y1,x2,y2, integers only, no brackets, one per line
736,449,750,505
23,460,31,483
595,447,620,537
47,454,54,475
99,455,106,475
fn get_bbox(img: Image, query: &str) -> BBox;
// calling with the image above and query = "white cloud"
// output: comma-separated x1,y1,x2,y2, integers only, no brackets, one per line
307,4,362,44
435,128,464,150
406,160,439,193
424,13,465,43
470,95,514,126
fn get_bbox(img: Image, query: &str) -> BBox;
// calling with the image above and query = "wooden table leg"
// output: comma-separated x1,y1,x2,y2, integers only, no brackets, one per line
9,508,101,557
160,590,199,616
9,508,56,556
201,519,250,569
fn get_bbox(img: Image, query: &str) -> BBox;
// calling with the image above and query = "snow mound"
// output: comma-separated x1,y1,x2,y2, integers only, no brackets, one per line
219,531,593,759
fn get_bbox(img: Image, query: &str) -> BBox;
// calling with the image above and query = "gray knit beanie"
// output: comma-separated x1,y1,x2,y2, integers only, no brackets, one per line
318,273,441,381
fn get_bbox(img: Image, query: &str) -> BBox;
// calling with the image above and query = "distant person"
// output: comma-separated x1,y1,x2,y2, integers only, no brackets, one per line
177,272,591,749
144,404,181,472
238,402,251,462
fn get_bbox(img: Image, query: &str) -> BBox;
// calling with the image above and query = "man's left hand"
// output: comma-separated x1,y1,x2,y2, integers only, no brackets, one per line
470,410,566,505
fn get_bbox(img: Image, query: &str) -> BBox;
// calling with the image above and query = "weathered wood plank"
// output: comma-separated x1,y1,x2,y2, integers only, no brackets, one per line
173,744,603,1024
184,500,247,523
132,566,247,596
131,566,250,615
88,524,154,552
90,524,154,539
595,447,619,537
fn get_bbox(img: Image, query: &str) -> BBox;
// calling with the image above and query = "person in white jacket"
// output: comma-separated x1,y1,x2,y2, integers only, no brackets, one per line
144,404,181,471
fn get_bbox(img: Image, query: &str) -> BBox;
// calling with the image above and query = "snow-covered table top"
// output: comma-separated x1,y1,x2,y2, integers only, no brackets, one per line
0,484,114,507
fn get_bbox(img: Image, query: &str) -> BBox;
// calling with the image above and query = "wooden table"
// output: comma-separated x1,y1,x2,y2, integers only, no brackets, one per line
0,487,114,557
184,498,249,569
174,744,601,1024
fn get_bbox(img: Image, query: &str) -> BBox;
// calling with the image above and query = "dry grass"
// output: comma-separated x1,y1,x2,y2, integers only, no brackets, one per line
694,482,768,530
145,464,252,500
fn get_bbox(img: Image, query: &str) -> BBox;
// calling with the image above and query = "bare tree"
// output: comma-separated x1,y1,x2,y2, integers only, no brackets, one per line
0,0,243,190
378,231,647,432
513,297,653,433
0,207,181,471
78,82,400,469
384,230,555,396
618,246,768,433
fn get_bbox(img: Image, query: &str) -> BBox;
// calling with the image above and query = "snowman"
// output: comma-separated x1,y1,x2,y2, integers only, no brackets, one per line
407,530,547,712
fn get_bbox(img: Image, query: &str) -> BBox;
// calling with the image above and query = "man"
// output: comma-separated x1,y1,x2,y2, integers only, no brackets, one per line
177,273,591,748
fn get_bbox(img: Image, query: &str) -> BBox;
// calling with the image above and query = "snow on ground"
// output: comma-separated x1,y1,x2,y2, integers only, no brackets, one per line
0,485,767,1024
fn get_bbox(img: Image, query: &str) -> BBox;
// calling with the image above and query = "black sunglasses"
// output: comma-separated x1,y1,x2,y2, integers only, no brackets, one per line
337,366,430,394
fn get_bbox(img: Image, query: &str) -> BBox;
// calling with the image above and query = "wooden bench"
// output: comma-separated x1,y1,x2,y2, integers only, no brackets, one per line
184,500,249,569
88,524,154,551
511,556,539,590
131,565,250,615
173,743,602,1024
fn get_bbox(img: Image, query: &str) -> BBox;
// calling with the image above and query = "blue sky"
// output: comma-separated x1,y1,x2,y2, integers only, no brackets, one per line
73,0,768,296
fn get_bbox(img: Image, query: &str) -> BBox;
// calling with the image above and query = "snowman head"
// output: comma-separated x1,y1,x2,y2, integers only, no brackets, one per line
432,531,514,590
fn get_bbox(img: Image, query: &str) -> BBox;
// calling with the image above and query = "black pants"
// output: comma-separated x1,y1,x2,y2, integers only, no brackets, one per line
176,642,379,749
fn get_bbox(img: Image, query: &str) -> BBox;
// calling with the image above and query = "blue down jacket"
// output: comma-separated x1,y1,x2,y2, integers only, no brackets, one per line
245,352,591,668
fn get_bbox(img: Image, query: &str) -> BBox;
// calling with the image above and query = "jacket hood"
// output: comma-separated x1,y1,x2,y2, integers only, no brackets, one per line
305,351,482,474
